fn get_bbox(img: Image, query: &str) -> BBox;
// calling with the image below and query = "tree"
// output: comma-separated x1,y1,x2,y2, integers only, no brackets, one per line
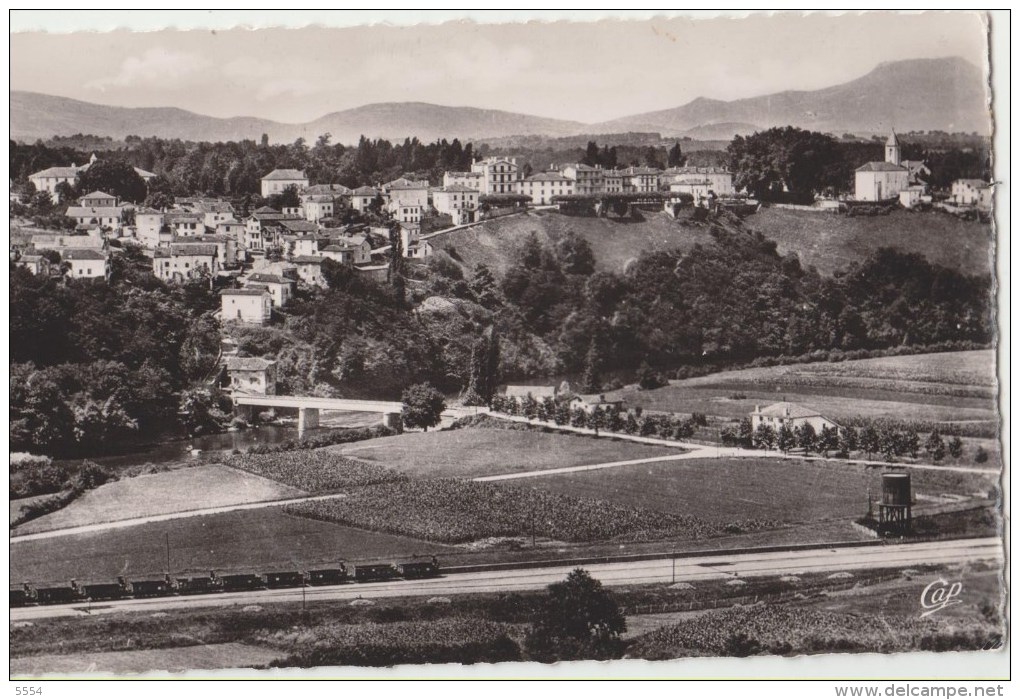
753,422,776,450
837,427,858,457
54,181,76,204
582,141,601,167
400,382,446,432
76,160,147,204
267,184,301,210
948,436,964,459
525,568,626,662
796,422,817,454
817,425,839,457
925,428,946,462
737,417,754,447
727,127,844,201
636,360,665,390
579,337,604,394
975,446,989,464
555,232,595,276
860,425,880,460
469,264,499,308
667,141,687,168
777,423,797,453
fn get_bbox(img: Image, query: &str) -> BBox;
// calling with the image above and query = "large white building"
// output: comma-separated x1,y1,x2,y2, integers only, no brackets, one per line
521,172,574,205
260,169,309,198
662,166,735,196
471,157,521,194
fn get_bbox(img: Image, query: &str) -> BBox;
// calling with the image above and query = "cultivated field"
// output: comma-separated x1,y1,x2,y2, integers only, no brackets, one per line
10,507,453,585
745,207,995,277
12,465,305,536
527,457,998,525
330,427,683,478
611,350,999,432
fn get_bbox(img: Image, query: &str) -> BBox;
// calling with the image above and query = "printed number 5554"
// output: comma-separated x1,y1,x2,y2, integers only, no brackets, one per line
15,688,43,696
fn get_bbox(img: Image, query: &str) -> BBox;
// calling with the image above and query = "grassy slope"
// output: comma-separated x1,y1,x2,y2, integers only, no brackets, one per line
528,457,997,525
437,209,716,275
744,207,995,277
10,643,282,676
10,506,454,585
609,350,999,425
331,427,682,478
12,465,305,536
430,207,993,280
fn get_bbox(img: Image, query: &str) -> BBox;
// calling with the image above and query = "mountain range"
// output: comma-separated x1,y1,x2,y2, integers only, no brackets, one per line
10,57,989,145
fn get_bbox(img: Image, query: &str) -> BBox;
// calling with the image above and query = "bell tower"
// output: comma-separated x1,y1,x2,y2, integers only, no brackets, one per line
885,131,901,166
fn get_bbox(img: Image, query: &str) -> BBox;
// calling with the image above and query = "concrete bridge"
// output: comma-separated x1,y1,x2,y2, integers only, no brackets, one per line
233,394,476,433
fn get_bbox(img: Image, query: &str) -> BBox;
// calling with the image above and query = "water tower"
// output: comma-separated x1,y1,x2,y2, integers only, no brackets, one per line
878,472,912,534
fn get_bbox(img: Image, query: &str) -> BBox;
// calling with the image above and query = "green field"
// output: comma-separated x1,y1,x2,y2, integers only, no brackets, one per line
331,427,683,478
745,207,994,277
12,465,305,536
611,350,999,432
10,507,454,585
527,457,998,525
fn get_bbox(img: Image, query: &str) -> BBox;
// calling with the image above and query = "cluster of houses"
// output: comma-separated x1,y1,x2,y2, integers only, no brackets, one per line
853,131,993,209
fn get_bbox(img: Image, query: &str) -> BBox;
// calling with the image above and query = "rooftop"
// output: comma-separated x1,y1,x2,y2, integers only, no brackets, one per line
246,272,290,285
63,249,107,261
30,166,81,179
225,357,275,371
263,169,308,181
170,244,218,257
855,161,908,173
221,288,270,297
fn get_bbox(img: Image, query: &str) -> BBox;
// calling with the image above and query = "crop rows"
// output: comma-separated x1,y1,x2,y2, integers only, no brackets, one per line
225,451,405,494
286,479,777,544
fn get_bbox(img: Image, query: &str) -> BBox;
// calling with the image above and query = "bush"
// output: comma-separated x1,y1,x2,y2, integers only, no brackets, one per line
975,447,989,463
244,425,395,455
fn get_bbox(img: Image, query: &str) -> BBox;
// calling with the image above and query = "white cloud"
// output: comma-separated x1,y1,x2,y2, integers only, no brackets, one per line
86,48,210,90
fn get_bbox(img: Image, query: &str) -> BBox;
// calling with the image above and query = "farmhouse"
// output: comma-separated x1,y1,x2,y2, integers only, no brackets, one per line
261,169,309,197
63,249,109,280
225,357,277,396
750,402,839,434
951,179,993,209
221,288,272,325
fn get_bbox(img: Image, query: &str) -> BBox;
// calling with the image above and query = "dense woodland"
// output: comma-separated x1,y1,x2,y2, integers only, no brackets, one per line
9,205,993,455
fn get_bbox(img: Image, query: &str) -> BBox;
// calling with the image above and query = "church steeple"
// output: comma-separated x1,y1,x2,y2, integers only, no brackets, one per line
885,131,901,166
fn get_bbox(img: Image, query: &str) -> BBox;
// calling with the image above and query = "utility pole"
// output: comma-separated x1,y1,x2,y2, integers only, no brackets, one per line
165,533,171,574
672,550,676,584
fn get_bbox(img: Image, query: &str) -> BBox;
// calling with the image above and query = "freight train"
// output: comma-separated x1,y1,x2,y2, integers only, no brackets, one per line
10,557,441,607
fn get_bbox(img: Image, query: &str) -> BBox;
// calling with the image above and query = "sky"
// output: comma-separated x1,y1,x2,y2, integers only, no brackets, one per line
10,11,990,125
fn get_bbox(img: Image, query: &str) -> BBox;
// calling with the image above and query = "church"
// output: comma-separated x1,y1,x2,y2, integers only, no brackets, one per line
854,132,911,202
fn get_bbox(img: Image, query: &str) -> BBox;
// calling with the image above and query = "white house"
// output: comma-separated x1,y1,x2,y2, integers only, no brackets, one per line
283,234,320,259
291,255,327,287
443,171,484,191
65,205,126,231
301,194,334,222
521,172,574,206
244,272,293,308
662,166,735,196
951,179,993,209
29,166,80,202
221,288,272,325
351,186,381,213
63,249,109,280
261,169,309,197
152,243,219,282
133,207,165,248
388,201,423,224
225,357,277,396
432,185,479,224
559,164,604,195
750,402,839,434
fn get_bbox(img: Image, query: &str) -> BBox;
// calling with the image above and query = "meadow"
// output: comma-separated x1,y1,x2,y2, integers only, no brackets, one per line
527,457,998,525
330,427,683,478
12,465,304,536
10,506,454,585
610,350,999,433
744,207,994,277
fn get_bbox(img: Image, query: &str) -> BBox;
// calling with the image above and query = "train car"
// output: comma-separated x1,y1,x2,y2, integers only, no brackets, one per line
220,573,266,592
307,566,348,586
263,571,305,589
10,585,37,608
74,577,132,601
176,572,224,596
35,585,84,605
395,557,441,579
131,575,177,598
354,563,398,583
